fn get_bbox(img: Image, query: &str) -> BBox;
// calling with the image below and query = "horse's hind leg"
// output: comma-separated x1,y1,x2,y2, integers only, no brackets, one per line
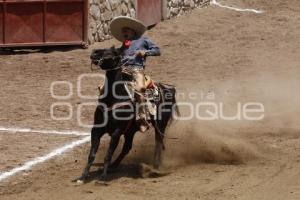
99,129,122,181
154,129,164,169
110,128,136,169
153,118,168,169
76,127,104,182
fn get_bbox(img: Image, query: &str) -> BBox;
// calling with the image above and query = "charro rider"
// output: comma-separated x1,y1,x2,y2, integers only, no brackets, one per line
110,16,161,132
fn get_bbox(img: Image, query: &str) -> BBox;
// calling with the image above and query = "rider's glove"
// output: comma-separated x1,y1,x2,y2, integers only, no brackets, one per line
136,50,146,58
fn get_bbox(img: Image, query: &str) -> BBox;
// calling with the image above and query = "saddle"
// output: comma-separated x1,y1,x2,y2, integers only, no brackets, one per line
97,74,159,117
98,74,157,96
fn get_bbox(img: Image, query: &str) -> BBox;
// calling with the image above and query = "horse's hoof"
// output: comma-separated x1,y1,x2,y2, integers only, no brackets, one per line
139,163,171,178
94,180,109,186
71,178,85,186
108,168,118,173
76,180,84,184
108,164,119,173
95,173,109,184
109,163,118,169
98,174,107,181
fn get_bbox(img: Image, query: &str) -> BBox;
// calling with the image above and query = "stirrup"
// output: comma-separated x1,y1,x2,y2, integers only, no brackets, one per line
139,119,150,133
140,124,149,133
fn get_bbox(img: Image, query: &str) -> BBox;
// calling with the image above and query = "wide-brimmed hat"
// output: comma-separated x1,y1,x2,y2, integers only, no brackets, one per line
110,16,147,42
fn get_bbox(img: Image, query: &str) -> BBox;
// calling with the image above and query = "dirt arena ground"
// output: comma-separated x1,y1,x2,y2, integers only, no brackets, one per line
0,0,300,199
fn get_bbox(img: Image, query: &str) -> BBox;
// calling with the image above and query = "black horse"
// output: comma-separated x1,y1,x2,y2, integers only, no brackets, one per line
76,47,179,183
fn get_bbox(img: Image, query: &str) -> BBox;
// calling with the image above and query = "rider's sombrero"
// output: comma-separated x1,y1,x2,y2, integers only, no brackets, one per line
110,16,147,42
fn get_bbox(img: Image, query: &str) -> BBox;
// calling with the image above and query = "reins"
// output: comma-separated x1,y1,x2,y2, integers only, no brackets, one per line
91,55,136,72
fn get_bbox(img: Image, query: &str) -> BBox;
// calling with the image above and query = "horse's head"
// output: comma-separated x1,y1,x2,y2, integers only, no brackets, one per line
90,46,122,70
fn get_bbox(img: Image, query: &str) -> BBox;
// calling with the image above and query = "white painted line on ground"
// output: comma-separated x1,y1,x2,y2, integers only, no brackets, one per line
211,0,264,14
0,136,90,182
0,126,90,136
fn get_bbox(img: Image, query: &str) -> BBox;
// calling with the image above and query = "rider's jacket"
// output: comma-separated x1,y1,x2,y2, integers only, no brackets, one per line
120,36,161,68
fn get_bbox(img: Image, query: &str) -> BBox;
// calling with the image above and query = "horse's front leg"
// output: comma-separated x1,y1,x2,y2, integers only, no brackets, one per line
75,127,105,183
110,127,137,169
98,128,122,181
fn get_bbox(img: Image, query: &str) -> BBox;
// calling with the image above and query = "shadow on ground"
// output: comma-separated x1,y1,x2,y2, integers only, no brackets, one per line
0,45,86,55
74,162,171,184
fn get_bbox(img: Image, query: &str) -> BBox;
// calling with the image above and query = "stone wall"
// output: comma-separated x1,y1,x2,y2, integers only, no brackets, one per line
89,0,136,44
165,0,210,18
88,0,209,44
